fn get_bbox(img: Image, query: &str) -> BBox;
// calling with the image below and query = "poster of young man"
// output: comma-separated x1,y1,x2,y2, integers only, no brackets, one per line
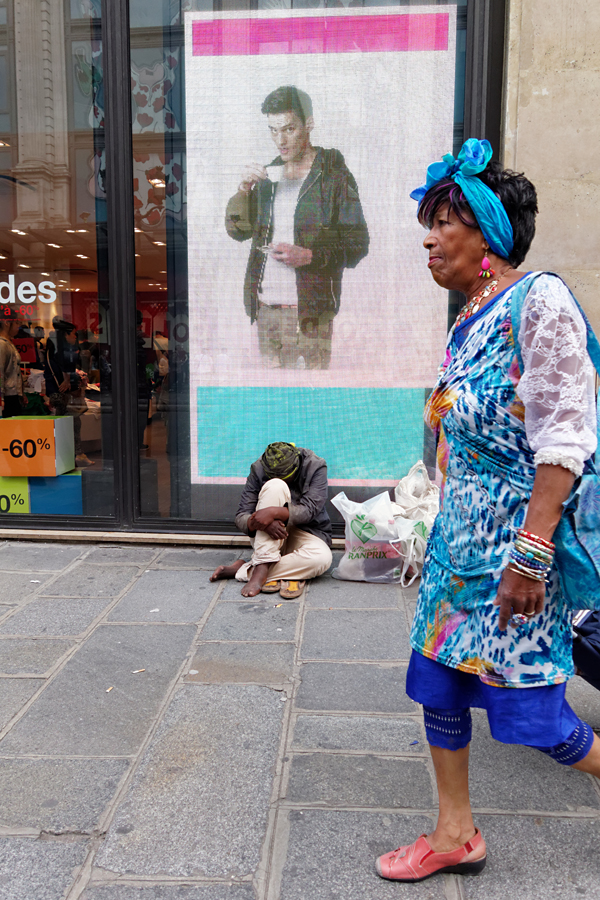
225,84,370,372
185,5,457,486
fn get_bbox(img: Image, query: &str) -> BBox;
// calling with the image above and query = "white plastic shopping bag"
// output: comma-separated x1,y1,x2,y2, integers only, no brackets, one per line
331,490,414,584
391,461,440,584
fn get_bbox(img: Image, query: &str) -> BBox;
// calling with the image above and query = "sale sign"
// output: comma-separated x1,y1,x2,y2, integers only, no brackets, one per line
0,417,75,477
13,336,37,363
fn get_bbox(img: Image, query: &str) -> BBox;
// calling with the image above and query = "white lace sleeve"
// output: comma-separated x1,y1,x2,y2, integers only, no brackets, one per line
516,273,597,478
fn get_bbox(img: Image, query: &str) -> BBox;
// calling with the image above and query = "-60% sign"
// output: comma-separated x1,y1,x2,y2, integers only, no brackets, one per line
4,437,51,459
0,418,74,477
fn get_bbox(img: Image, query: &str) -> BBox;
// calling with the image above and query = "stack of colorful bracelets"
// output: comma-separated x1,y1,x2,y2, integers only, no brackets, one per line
508,529,555,582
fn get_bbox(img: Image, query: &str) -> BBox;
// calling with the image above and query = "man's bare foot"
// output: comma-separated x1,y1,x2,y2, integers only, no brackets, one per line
241,563,270,597
210,559,246,582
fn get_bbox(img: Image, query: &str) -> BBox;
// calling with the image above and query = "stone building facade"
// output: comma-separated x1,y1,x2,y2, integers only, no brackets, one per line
504,0,599,327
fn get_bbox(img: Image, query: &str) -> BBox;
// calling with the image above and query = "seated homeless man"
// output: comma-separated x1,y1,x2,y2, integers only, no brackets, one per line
210,442,332,599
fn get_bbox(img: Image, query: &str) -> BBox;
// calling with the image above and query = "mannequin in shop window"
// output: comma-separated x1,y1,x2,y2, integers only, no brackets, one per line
0,307,25,418
45,318,93,468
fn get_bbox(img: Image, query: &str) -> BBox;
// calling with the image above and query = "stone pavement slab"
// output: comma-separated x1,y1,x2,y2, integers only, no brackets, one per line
0,837,88,900
301,609,411,660
292,715,423,754
187,641,295,684
155,548,248,569
0,639,73,675
286,753,433,807
0,597,110,636
566,676,600,731
402,581,421,602
0,542,83,571
306,580,401,608
218,578,270,602
0,538,598,900
0,624,194,756
464,814,600,899
276,810,442,900
109,570,211,623
0,572,52,603
469,711,600,812
97,684,283,878
295,662,416,713
0,678,44,731
201,601,299,642
84,547,158,566
82,886,256,900
41,565,139,598
0,758,128,832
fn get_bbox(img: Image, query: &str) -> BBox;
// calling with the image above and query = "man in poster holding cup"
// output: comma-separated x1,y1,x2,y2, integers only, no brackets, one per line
225,85,369,370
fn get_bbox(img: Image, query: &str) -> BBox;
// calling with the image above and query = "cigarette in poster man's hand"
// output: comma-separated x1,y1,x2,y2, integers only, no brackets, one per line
239,163,268,193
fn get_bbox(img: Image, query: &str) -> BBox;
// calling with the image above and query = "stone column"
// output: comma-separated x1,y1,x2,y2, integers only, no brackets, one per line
12,0,71,229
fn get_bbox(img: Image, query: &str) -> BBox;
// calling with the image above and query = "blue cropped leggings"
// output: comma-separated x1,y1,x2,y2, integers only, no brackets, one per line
423,706,594,765
408,651,595,766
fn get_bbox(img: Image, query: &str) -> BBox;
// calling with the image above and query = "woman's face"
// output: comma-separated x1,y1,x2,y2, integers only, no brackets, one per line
423,202,486,292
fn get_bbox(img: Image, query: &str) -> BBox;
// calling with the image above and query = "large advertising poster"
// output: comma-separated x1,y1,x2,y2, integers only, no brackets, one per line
185,6,456,486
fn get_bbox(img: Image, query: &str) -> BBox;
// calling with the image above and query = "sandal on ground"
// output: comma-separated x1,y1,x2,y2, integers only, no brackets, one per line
261,580,281,593
279,580,306,599
375,829,486,882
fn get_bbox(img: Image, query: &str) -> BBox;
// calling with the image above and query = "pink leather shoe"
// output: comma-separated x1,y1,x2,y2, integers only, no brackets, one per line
375,829,486,882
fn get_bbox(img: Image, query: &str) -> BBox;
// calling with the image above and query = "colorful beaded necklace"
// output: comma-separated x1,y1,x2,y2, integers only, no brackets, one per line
454,269,512,328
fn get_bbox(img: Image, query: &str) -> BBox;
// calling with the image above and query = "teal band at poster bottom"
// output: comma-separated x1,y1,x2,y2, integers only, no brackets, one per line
196,386,428,481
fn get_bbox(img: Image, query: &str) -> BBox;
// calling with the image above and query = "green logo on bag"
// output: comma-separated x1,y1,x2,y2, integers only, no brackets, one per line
351,514,377,543
414,521,428,539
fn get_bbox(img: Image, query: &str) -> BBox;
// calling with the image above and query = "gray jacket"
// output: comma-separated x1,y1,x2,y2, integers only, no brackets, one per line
235,448,332,547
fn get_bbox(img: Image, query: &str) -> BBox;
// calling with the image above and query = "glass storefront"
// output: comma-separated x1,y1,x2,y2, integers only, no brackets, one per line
0,0,503,533
0,0,113,517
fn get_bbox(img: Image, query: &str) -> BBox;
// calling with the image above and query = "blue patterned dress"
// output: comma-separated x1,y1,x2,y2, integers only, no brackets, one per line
411,278,579,688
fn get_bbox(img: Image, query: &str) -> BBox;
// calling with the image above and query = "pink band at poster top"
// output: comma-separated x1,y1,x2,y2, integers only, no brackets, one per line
192,13,449,57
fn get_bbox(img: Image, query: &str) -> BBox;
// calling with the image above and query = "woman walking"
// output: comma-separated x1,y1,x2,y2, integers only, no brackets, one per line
376,139,600,882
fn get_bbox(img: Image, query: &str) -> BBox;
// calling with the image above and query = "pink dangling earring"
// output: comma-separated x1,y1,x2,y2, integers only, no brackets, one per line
478,255,495,278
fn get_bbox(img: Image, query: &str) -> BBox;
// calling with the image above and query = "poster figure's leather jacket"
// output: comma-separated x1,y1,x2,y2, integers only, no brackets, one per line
225,147,369,323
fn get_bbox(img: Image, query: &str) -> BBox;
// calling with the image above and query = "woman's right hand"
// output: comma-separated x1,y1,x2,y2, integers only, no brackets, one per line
239,163,267,194
493,565,546,630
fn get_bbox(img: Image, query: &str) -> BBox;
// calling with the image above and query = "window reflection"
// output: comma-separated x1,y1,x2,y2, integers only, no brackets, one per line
0,0,113,516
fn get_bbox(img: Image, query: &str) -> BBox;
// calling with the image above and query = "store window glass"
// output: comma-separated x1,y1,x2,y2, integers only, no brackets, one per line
0,0,114,518
132,0,467,526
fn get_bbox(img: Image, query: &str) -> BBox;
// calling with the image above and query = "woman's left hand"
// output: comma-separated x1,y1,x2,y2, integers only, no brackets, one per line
493,566,546,630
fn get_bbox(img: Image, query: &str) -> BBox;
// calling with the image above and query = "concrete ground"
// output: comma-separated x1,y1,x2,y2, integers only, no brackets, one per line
0,541,598,900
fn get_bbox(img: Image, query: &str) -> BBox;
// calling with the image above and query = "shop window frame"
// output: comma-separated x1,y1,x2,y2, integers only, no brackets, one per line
0,0,506,534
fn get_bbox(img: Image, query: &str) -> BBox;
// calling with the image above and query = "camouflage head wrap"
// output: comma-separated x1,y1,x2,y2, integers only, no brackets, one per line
261,442,301,481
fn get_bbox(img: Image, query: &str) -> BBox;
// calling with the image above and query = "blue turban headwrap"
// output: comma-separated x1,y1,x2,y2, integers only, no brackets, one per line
410,139,514,259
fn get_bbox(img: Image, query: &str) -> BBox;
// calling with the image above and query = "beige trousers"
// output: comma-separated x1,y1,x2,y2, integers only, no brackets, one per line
256,304,334,370
235,478,332,582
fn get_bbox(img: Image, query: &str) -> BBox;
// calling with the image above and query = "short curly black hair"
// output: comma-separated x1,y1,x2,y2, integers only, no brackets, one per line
261,86,313,125
417,161,538,267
